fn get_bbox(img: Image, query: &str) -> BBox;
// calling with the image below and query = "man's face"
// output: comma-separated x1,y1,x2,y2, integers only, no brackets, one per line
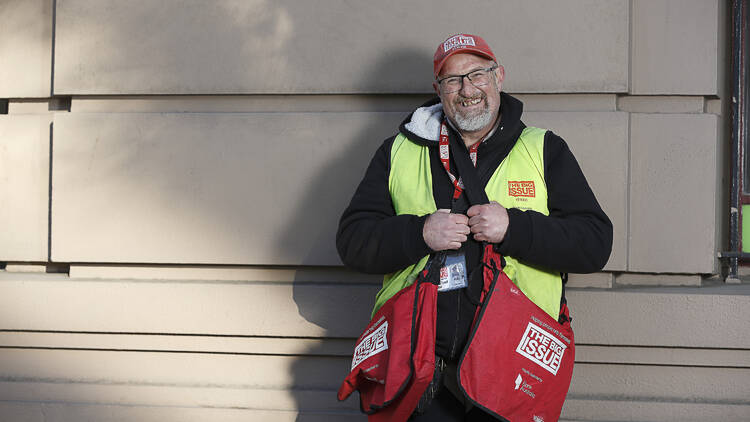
434,53,504,134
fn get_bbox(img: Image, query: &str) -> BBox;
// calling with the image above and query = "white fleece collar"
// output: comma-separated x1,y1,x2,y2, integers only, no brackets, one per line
404,103,443,141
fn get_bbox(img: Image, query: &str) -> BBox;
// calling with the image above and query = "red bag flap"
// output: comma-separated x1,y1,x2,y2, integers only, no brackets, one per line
338,268,438,421
458,245,575,422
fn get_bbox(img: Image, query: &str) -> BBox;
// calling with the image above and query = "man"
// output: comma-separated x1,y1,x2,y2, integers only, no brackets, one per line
337,34,612,421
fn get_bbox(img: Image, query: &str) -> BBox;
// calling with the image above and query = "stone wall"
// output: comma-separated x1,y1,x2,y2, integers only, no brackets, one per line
1,1,746,420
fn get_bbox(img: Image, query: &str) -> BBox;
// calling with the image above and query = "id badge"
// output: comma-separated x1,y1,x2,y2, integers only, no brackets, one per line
438,252,468,292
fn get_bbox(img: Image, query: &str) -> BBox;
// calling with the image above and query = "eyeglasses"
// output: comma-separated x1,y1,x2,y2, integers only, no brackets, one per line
437,66,498,94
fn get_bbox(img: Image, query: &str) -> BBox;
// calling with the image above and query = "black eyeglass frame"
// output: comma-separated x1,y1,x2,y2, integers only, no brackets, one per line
436,65,499,92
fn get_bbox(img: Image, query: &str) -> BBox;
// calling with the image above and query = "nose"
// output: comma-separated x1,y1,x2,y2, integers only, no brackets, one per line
458,75,481,97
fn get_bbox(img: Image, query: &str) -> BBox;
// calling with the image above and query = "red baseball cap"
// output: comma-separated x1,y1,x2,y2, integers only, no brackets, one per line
433,33,497,78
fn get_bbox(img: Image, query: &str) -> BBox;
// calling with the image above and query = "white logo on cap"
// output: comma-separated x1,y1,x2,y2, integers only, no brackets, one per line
444,35,476,53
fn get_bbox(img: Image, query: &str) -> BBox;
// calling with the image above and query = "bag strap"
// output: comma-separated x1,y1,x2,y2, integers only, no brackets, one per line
449,139,489,207
425,134,493,282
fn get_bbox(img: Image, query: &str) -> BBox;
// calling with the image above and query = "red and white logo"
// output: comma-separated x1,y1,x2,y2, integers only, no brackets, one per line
515,322,567,375
508,181,536,198
351,320,389,370
443,35,476,53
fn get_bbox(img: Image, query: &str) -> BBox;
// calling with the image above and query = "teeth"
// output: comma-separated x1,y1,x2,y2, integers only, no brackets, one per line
461,98,482,107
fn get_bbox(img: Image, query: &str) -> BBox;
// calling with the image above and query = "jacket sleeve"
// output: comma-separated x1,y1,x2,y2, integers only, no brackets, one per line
336,137,433,274
496,131,613,273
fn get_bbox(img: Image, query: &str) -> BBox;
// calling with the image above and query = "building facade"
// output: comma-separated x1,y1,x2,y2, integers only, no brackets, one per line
1,0,747,420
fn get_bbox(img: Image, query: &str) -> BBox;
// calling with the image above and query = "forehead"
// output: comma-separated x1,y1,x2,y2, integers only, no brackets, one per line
439,53,494,77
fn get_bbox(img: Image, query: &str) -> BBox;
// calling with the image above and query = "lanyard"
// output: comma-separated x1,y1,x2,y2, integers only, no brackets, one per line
439,120,478,200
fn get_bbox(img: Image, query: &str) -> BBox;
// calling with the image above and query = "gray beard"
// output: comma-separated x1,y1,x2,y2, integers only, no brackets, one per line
453,105,493,132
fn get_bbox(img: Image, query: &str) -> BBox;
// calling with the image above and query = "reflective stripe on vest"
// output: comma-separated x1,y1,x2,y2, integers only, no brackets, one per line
373,127,561,319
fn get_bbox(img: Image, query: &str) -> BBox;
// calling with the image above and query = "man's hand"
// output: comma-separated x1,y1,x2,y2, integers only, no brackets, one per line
467,201,509,243
423,209,470,251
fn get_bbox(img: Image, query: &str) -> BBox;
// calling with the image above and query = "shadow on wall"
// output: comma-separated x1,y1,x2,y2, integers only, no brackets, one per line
288,48,433,421
44,1,434,418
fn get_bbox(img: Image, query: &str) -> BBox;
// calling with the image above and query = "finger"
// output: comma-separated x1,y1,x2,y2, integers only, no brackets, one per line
448,241,462,250
466,205,480,217
436,208,451,214
468,215,483,227
470,224,482,233
455,234,468,243
451,213,469,225
474,233,487,242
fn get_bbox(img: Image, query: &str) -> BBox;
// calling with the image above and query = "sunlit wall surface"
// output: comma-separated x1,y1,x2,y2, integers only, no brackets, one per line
1,1,746,420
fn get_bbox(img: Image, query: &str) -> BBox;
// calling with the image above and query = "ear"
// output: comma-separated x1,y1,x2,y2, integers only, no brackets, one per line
494,65,505,84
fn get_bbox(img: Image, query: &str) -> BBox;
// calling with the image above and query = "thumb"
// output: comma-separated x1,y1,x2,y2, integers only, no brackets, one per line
436,209,451,214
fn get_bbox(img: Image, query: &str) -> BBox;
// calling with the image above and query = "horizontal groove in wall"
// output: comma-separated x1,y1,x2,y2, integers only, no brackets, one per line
70,94,433,113
67,264,379,284
0,332,354,356
616,95,708,114
1,332,748,368
68,93,621,114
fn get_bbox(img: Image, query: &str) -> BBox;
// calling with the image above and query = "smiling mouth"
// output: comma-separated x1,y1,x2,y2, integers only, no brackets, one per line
460,97,483,107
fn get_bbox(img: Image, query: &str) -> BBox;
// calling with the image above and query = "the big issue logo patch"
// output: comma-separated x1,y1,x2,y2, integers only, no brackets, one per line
515,321,567,375
443,34,476,52
351,319,389,370
508,181,536,198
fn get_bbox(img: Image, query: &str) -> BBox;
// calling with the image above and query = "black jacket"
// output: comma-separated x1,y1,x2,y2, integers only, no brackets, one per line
337,92,613,358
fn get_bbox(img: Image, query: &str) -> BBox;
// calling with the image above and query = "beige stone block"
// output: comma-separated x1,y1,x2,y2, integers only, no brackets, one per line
617,96,705,114
0,0,53,97
6,272,749,349
616,272,702,286
576,345,750,368
631,0,720,95
0,381,360,413
0,349,359,419
567,285,750,348
629,113,718,273
0,403,358,422
525,112,629,271
705,98,722,115
0,348,346,389
52,111,403,265
0,350,353,408
4,264,46,273
8,100,52,114
514,94,616,112
562,399,750,421
54,0,628,95
0,274,378,337
0,115,50,261
567,272,613,288
570,363,750,403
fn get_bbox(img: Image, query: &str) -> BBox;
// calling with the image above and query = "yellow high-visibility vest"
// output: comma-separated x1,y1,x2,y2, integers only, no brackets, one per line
373,126,562,319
